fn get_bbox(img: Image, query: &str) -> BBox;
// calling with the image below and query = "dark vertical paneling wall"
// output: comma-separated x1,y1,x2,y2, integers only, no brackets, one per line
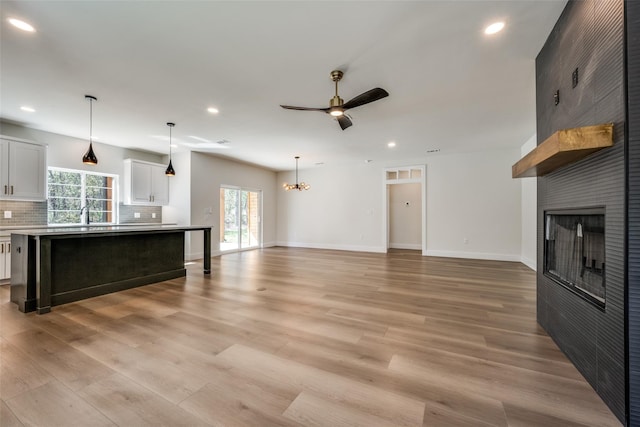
626,0,640,424
536,0,626,422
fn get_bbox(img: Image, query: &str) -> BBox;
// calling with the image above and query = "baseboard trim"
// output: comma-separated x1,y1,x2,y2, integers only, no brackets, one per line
198,242,523,261
389,243,422,250
425,250,521,262
276,241,387,253
520,256,537,271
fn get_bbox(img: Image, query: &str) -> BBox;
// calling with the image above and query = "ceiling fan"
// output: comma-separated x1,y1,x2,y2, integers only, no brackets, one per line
280,70,389,130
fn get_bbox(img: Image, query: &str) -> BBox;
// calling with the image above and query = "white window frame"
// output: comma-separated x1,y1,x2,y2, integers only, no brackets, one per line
47,166,119,225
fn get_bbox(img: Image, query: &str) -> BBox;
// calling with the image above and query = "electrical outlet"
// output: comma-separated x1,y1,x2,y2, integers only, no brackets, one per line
152,213,156,219
134,212,141,218
4,211,11,219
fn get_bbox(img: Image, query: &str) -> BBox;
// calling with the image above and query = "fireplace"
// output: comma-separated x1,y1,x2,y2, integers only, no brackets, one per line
544,208,605,308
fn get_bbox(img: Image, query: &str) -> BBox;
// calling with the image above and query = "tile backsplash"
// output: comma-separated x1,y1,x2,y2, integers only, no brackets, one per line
0,200,162,227
0,200,47,226
118,203,162,224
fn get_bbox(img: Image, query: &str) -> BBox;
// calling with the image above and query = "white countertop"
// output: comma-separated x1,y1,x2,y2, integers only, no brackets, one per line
6,224,210,237
0,223,179,236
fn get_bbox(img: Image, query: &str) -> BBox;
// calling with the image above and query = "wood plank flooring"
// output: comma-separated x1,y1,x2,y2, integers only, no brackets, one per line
0,247,622,426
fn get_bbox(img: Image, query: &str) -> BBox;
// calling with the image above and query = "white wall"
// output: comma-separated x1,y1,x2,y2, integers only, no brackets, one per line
3,121,536,265
424,148,522,261
188,152,278,259
389,183,422,249
0,121,163,202
520,134,538,270
277,162,385,252
277,147,523,261
163,150,194,256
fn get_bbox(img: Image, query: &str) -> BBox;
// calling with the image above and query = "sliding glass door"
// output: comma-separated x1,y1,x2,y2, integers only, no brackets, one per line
220,187,261,252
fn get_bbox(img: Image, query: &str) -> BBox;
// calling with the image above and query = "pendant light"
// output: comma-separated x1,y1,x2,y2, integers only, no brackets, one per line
165,122,176,176
283,156,310,191
82,95,98,165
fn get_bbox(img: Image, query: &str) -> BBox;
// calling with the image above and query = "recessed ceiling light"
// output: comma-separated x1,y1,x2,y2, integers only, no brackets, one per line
8,18,35,32
207,107,219,114
426,148,440,153
485,22,505,35
388,141,396,148
20,106,36,112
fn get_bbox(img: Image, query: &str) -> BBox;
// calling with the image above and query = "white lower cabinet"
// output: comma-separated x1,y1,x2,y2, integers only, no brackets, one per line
0,237,11,280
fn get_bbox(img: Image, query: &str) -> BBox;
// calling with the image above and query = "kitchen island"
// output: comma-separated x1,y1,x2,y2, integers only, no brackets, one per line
10,225,211,314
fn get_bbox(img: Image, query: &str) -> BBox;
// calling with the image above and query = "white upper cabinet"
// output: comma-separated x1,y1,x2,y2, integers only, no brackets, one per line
0,137,47,201
149,163,169,205
123,159,169,205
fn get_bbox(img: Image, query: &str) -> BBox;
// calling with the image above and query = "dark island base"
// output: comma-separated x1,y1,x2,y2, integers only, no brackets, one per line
10,229,201,314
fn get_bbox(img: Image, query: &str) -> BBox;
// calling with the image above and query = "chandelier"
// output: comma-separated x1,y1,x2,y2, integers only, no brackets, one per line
283,156,310,191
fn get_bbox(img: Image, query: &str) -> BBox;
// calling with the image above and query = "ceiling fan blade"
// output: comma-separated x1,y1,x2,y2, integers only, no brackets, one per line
337,115,352,130
342,88,389,110
280,105,329,112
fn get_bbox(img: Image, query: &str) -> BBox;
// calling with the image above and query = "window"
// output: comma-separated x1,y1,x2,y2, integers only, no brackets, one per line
47,167,117,225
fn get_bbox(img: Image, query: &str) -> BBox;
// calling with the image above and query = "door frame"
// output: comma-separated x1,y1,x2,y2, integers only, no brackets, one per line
382,165,427,255
219,185,263,253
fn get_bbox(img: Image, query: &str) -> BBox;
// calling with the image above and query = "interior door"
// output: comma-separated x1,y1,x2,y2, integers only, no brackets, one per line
220,187,261,252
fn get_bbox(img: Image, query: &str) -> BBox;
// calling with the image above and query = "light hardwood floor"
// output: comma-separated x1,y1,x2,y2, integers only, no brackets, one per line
0,247,622,426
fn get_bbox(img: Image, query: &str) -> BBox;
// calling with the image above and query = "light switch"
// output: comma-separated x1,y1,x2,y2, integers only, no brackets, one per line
4,211,11,219
134,212,141,218
152,213,157,219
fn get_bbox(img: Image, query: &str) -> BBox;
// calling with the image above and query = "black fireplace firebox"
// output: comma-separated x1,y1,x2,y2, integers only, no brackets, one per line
544,208,605,308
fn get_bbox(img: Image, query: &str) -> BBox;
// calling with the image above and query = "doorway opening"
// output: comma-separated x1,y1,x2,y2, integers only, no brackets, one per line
383,166,426,254
219,186,262,252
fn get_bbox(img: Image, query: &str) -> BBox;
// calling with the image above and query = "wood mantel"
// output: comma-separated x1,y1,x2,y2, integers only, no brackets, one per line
512,124,614,178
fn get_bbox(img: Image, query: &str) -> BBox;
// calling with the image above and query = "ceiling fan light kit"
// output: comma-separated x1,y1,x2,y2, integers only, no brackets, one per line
280,69,388,130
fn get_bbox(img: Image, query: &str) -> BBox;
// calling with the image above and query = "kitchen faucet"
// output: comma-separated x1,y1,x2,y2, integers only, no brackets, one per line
79,204,90,224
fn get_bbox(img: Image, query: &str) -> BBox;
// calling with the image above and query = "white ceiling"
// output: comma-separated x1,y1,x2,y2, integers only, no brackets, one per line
0,0,567,171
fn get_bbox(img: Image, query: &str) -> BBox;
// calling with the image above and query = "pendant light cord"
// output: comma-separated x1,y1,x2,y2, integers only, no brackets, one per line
89,98,93,144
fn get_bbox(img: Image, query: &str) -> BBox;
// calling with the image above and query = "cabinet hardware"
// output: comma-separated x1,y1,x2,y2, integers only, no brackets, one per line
1,243,3,253
8,243,10,252
10,185,13,195
3,185,6,194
